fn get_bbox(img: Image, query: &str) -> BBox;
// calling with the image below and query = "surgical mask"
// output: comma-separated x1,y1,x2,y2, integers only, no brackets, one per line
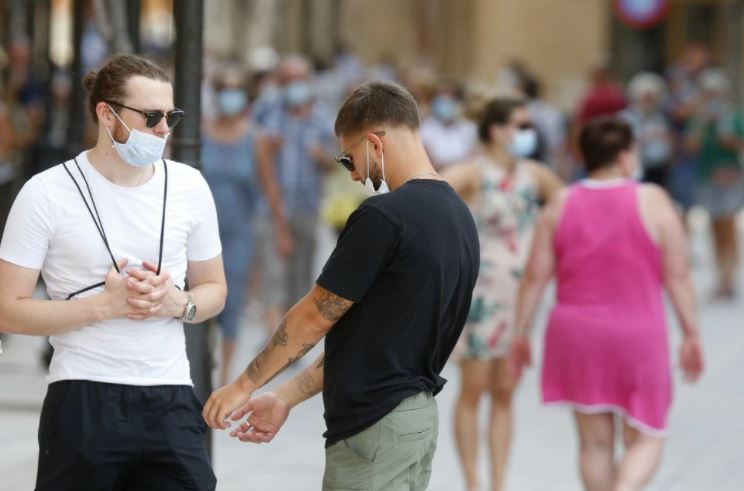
285,81,313,107
364,140,390,195
107,104,167,167
508,128,537,158
217,88,247,116
432,96,458,122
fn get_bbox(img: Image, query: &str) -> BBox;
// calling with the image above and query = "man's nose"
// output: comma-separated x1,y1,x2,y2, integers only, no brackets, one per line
153,116,170,137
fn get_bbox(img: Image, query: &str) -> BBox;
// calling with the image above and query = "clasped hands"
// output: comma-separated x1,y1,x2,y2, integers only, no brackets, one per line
102,258,186,320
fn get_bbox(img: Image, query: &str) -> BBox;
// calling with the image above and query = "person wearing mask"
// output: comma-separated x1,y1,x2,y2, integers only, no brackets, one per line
511,116,704,491
686,69,744,299
0,55,226,490
202,64,264,386
442,98,562,491
620,72,674,187
253,54,335,341
420,80,478,170
203,81,480,491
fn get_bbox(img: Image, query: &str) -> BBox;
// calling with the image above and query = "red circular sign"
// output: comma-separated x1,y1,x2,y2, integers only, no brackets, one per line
613,0,669,29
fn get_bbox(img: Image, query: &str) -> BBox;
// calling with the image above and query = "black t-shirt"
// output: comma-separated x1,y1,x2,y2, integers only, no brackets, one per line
317,179,480,446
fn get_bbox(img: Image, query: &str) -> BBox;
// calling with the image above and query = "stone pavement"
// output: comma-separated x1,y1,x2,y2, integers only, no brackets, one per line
1,214,743,490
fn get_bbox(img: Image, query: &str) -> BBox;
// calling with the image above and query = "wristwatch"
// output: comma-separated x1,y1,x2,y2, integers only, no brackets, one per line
181,292,197,323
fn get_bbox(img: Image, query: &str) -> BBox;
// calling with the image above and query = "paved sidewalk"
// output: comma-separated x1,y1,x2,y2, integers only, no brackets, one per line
1,215,743,490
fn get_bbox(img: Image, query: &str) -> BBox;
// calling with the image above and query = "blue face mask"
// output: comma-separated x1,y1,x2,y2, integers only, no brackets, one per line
217,89,247,116
431,96,458,122
284,81,313,107
508,129,537,158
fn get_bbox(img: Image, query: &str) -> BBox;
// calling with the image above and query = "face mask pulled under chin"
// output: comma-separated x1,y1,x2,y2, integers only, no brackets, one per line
107,105,168,167
364,140,390,195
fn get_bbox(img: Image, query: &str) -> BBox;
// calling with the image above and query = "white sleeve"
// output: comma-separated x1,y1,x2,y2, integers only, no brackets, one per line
186,173,222,262
0,176,53,269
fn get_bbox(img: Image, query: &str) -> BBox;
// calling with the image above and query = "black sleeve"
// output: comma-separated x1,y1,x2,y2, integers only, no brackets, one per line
316,204,400,302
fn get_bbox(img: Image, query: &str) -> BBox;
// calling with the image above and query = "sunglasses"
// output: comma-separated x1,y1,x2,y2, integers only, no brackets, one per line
334,130,386,172
106,101,185,129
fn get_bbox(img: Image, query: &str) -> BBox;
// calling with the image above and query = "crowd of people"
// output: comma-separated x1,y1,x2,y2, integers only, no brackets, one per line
0,35,737,490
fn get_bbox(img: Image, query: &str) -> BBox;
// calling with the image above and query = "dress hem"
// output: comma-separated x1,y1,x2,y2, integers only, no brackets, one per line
544,400,668,438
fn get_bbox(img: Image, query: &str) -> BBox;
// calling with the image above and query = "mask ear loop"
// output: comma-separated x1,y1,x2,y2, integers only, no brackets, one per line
365,139,372,182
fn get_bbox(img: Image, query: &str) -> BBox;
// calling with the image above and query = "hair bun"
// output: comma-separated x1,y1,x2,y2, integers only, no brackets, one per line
82,70,97,92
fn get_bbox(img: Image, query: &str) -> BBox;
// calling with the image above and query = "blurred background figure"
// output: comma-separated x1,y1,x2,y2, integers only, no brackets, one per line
621,72,674,187
420,79,477,170
686,69,744,300
521,73,569,176
1,35,45,233
576,63,628,126
443,97,562,491
201,62,260,386
666,42,712,214
254,54,335,342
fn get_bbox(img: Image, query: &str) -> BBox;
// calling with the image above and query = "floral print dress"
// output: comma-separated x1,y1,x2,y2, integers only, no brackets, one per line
460,158,540,359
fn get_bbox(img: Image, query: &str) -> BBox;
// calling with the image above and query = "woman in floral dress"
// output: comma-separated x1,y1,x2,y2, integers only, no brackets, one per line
443,97,562,491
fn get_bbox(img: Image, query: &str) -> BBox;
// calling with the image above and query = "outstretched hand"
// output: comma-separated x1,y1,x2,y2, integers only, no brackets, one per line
229,391,291,444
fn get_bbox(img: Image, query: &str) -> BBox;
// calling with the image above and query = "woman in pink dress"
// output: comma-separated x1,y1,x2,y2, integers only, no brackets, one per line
510,117,704,491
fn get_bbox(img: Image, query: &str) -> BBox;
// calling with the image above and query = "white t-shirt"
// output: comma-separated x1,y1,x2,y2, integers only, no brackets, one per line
420,117,477,168
0,151,222,386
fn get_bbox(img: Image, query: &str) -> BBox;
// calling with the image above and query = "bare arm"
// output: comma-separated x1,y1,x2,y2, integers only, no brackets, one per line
514,190,564,335
652,188,699,337
276,352,325,407
203,285,352,428
256,133,288,227
527,161,564,203
0,258,140,336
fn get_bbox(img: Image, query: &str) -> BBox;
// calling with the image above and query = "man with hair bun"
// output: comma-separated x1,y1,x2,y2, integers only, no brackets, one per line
0,54,226,490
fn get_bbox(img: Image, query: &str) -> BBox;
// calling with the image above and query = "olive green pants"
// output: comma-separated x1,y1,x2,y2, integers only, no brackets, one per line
322,392,438,491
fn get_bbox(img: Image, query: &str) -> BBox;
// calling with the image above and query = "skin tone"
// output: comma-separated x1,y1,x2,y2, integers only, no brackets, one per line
509,150,704,491
202,125,443,441
441,106,562,491
0,75,226,336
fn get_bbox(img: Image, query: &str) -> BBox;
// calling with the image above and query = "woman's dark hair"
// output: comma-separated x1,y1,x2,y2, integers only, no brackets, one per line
83,54,170,122
477,97,525,143
579,116,634,172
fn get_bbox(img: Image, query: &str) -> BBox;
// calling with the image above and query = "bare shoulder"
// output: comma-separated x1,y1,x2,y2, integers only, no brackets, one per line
638,183,675,214
440,160,480,182
543,186,571,225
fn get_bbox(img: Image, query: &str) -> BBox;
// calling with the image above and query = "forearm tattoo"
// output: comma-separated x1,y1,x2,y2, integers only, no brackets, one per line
313,291,352,322
296,371,315,395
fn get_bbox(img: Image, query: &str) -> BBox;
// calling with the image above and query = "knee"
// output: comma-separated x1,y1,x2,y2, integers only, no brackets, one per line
458,387,485,407
490,387,513,409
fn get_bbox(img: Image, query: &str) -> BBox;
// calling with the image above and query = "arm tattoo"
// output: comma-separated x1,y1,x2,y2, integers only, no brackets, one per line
246,350,267,383
296,371,314,395
313,291,351,322
288,343,314,364
273,318,289,347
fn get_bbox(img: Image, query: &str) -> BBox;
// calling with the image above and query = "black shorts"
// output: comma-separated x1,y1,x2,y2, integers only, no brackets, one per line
35,380,216,491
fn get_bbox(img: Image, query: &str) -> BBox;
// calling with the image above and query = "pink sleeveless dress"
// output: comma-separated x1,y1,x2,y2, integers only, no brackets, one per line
541,180,671,435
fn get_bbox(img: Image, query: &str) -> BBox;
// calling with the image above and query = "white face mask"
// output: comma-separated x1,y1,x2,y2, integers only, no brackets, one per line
107,104,168,168
364,140,390,195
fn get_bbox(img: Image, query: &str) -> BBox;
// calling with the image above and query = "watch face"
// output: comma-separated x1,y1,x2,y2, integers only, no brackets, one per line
186,304,197,321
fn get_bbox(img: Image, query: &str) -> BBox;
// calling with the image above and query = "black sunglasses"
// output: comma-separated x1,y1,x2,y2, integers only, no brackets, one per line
106,101,185,129
334,130,386,172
